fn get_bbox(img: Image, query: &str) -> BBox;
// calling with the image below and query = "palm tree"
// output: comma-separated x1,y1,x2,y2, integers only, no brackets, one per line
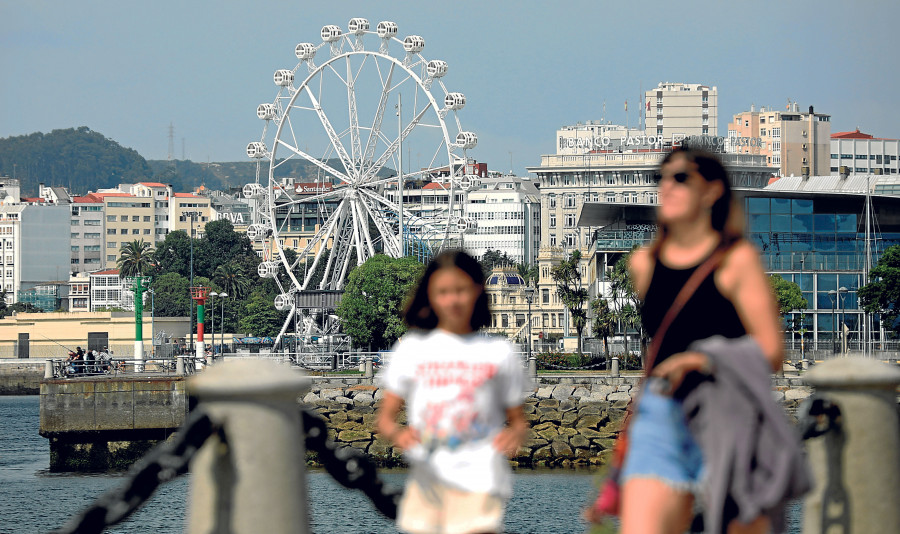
117,240,154,278
591,298,615,358
213,261,250,300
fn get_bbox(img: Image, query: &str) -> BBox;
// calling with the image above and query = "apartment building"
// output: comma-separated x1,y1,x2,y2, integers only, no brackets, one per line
644,82,718,138
728,103,831,177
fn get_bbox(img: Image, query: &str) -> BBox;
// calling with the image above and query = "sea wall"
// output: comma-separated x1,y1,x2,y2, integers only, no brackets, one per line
0,360,44,395
303,376,813,468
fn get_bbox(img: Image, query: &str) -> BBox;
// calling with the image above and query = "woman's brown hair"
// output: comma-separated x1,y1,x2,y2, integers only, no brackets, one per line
650,146,744,256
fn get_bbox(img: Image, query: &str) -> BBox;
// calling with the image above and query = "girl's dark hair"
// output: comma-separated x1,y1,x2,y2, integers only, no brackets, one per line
652,146,743,255
403,249,491,331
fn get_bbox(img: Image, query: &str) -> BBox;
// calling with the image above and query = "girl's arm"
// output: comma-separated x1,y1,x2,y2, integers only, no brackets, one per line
375,391,419,450
493,405,528,457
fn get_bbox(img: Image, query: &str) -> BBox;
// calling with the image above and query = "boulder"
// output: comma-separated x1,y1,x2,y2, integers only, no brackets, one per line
335,396,354,405
537,427,559,441
607,392,632,402
577,405,602,416
551,440,574,457
533,446,553,461
302,392,320,404
337,430,372,442
575,415,607,430
590,385,617,401
539,410,562,423
345,411,364,423
320,388,344,400
561,412,578,426
572,387,591,398
330,411,348,425
537,399,560,409
577,428,603,439
559,399,577,412
536,386,555,399
551,385,575,400
369,439,392,458
557,427,577,438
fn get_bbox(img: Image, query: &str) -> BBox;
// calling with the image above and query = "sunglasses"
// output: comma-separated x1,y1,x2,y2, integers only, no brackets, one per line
653,172,691,184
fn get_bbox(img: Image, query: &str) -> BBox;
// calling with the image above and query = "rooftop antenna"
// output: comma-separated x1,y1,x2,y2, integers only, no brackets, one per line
167,122,175,163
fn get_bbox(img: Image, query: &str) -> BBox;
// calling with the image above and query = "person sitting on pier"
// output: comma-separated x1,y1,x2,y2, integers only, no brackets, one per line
377,250,528,534
85,349,96,374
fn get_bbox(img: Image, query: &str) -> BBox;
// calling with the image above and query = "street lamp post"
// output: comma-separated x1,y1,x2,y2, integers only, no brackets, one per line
219,292,228,358
523,286,536,379
148,288,155,357
189,215,195,353
210,292,218,359
838,286,848,354
828,289,838,355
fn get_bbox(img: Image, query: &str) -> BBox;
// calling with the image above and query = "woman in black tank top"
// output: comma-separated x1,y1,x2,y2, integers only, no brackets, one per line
604,148,784,534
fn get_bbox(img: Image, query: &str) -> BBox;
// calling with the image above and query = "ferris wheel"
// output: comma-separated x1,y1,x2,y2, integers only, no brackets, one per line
245,18,478,345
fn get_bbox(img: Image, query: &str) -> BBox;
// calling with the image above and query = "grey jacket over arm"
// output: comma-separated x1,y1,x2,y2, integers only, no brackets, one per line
684,336,812,534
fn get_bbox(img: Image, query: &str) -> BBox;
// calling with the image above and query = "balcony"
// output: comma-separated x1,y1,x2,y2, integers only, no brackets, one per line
593,230,656,252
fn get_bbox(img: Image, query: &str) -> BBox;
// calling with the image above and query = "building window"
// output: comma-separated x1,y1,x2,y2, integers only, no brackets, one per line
71,220,79,226
565,234,577,247
107,242,116,248
542,289,549,304
548,195,556,209
550,235,557,247
107,215,116,222
606,193,616,202
549,214,556,228
564,194,576,208
771,128,780,139
120,215,128,221
565,213,576,227
606,174,616,185
107,255,116,262
132,229,139,234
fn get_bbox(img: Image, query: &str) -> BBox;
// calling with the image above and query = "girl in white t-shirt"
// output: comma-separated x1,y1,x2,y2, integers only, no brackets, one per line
377,250,527,534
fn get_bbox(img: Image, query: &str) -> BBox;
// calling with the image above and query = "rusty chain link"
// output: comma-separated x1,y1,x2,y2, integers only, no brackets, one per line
300,408,401,520
50,409,217,534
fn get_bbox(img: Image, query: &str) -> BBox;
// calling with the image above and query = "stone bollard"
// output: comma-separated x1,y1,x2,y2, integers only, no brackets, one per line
800,358,810,372
610,357,620,378
176,356,185,376
528,356,537,380
45,360,54,379
364,357,374,379
187,360,310,534
802,358,900,534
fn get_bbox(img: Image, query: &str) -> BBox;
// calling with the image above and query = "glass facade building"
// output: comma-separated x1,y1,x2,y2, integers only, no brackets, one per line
744,191,900,350
581,190,900,355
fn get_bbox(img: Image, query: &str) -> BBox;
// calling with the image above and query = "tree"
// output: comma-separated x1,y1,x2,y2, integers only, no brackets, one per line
517,262,539,287
590,298,615,358
769,275,807,318
608,252,645,358
213,262,251,301
335,255,424,350
480,249,515,279
859,244,900,335
238,292,289,338
149,273,191,317
550,250,588,354
117,240,154,278
152,230,193,278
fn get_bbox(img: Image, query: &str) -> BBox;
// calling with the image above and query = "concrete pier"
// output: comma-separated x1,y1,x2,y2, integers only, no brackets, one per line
39,375,188,471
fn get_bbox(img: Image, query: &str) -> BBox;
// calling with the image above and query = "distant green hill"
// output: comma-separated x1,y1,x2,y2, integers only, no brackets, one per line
0,127,152,196
0,127,394,196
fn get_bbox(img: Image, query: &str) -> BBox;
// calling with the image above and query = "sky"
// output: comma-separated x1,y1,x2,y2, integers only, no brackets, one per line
2,0,899,177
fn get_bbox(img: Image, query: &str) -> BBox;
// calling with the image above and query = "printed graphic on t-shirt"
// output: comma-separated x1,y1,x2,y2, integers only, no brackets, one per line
415,360,498,450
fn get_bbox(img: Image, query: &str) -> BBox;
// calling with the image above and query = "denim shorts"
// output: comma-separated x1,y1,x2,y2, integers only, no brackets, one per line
620,379,704,492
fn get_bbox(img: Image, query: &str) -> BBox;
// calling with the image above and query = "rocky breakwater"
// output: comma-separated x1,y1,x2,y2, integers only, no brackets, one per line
303,377,811,467
303,377,814,469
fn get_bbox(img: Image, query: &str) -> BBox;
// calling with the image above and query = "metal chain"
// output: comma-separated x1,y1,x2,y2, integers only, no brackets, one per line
300,407,401,520
50,410,217,534
539,360,609,371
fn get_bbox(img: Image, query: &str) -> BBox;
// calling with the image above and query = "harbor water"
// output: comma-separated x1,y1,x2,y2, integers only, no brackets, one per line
0,396,799,533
